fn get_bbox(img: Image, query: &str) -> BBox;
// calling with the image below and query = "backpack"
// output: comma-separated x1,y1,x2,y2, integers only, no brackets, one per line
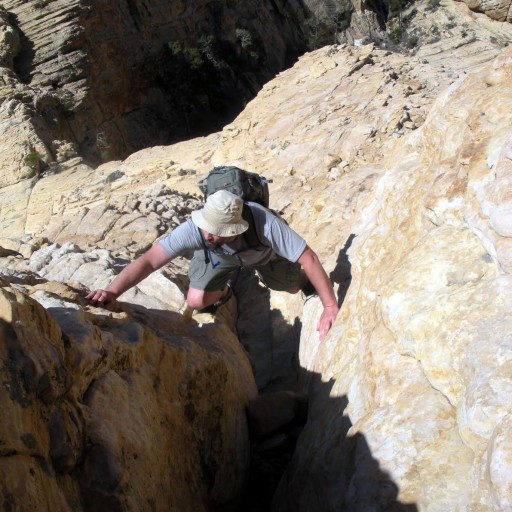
197,166,271,259
197,165,270,207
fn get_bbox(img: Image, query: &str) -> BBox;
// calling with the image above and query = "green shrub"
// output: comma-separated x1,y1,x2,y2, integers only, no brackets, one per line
389,26,405,43
24,151,40,169
55,89,75,112
386,0,406,18
168,41,182,55
168,41,203,69
407,36,419,48
235,29,253,49
198,35,228,70
427,0,441,10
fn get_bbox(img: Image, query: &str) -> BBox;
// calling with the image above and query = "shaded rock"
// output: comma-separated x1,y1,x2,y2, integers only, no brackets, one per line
0,4,511,511
247,391,308,441
0,272,257,511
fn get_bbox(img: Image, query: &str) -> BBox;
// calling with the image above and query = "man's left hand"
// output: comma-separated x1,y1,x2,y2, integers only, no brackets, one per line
317,304,339,341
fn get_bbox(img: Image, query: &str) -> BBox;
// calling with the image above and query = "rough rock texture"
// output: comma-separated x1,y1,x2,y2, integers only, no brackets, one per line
4,0,511,240
1,1,512,511
0,261,256,511
275,40,512,512
0,0,509,190
0,0,310,178
459,0,512,21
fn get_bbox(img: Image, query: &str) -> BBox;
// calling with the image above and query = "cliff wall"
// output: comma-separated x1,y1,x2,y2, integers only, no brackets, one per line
1,0,512,510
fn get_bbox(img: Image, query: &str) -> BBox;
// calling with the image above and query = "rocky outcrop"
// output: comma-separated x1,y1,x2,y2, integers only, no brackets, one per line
0,255,257,511
0,0,509,191
274,41,512,512
0,0,310,178
1,1,512,510
459,0,512,21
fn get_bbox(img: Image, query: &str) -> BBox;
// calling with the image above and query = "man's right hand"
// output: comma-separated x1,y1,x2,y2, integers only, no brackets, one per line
83,244,173,311
85,289,118,310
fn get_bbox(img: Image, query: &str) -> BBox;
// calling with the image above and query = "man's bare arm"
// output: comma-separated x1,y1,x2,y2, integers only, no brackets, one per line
297,246,339,340
85,244,173,308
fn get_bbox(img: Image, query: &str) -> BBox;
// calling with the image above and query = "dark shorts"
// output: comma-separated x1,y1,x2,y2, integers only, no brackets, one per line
188,250,304,292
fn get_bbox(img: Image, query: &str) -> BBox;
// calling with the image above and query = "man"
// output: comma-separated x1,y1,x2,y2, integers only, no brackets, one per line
86,190,339,340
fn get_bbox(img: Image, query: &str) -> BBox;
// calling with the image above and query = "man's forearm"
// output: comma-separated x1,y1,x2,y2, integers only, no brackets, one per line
85,244,173,308
304,264,337,307
106,257,156,297
298,246,339,340
106,244,173,298
298,247,337,307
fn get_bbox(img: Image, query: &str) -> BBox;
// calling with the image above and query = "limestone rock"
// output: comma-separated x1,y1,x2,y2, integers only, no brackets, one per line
274,47,512,512
0,2,512,511
461,0,512,21
0,0,311,168
0,255,257,511
0,6,20,68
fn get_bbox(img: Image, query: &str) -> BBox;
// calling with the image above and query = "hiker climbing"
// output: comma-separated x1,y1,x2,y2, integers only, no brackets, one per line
85,166,339,340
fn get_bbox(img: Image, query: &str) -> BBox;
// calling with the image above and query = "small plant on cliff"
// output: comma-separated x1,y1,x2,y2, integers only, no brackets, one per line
198,35,228,70
385,0,407,31
96,132,111,162
407,35,419,48
54,89,76,113
306,7,348,49
235,29,252,49
168,41,204,70
389,25,406,43
235,28,260,63
24,151,41,170
427,0,441,10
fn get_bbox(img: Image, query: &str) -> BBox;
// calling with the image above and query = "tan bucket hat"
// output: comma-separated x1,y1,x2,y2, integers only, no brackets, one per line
191,190,249,237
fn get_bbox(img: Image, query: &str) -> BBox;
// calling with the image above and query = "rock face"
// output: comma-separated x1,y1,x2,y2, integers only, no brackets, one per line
0,0,509,190
273,39,512,512
460,0,512,21
1,0,512,511
0,0,311,178
0,261,256,511
274,37,512,511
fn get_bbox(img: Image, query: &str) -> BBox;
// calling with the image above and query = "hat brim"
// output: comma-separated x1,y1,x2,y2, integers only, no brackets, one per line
191,210,249,237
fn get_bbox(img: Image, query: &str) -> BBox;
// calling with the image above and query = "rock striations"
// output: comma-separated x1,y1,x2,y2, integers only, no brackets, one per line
1,0,512,511
279,43,512,512
0,0,310,175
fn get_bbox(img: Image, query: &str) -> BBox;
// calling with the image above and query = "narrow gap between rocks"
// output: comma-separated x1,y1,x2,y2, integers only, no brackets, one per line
232,269,309,512
232,237,354,511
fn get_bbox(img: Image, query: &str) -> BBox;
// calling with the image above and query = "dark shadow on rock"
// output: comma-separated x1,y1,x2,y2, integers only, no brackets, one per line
10,12,36,84
268,373,419,512
5,270,416,512
39,299,238,512
238,369,419,512
229,260,419,512
233,268,302,393
330,233,355,307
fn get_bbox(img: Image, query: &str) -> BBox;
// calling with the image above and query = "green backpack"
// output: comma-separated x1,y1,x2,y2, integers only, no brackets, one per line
197,165,270,207
197,165,271,257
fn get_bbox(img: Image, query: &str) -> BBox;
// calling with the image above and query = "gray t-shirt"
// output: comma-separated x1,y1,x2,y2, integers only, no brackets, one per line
159,202,307,266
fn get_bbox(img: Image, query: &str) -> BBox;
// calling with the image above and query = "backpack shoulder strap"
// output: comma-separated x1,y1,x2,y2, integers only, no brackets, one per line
241,203,267,250
197,227,210,264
